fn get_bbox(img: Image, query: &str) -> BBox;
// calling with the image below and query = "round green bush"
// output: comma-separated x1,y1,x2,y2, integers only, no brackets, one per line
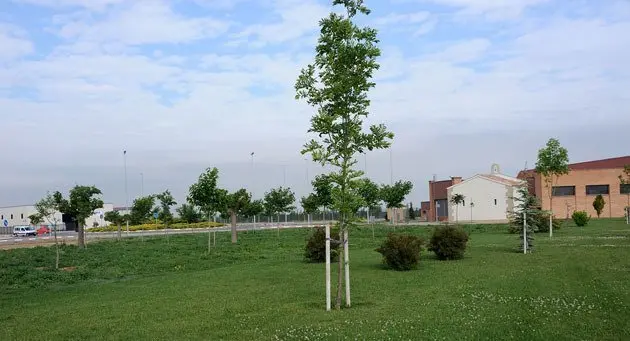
304,227,340,263
572,211,590,227
376,233,424,271
428,225,469,260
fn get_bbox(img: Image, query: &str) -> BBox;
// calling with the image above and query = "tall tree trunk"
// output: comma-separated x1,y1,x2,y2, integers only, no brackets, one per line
335,231,343,310
230,211,237,244
117,223,122,241
77,222,85,249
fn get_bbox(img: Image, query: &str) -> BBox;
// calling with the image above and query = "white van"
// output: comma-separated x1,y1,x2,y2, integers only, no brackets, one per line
13,226,38,237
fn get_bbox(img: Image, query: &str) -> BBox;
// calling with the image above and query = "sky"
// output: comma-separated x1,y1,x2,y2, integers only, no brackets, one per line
1,0,630,208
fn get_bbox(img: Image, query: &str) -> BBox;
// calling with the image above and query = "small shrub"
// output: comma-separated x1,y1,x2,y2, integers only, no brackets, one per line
304,227,340,263
375,233,424,271
535,213,563,233
572,211,590,227
428,225,469,260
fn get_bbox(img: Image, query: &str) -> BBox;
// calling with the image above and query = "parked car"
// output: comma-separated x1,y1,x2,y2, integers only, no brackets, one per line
37,226,50,235
13,226,38,237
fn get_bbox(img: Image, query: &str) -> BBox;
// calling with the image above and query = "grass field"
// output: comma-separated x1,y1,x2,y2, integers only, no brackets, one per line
1,220,629,340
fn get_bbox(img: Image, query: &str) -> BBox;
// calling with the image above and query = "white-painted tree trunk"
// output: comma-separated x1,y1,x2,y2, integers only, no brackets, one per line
523,211,528,254
325,223,331,311
344,229,351,308
549,214,553,238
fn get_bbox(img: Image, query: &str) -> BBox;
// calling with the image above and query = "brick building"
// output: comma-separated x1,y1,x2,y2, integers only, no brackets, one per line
428,176,462,221
517,156,630,219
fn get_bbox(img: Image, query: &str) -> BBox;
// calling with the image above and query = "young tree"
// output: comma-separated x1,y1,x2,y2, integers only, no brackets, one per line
244,199,265,222
29,213,43,226
156,190,177,227
408,202,416,220
34,193,62,269
301,193,320,224
535,138,569,237
176,204,202,224
104,210,126,240
592,194,606,218
295,0,393,309
188,167,224,223
54,186,103,249
508,186,540,253
357,178,380,222
450,194,465,224
264,187,296,222
222,188,250,244
380,181,413,223
312,174,334,214
129,195,156,225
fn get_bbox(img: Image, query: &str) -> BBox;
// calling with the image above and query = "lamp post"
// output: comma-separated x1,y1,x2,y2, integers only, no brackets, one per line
124,150,129,234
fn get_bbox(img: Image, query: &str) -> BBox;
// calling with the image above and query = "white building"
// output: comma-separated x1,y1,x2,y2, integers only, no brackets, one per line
447,164,526,223
0,203,115,229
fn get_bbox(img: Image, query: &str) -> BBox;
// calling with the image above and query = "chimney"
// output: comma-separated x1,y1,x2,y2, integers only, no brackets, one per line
451,176,462,185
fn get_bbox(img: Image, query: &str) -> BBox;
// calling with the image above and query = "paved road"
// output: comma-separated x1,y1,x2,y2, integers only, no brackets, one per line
0,221,332,248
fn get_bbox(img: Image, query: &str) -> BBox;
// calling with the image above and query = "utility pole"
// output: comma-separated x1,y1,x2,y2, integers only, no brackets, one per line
124,150,129,234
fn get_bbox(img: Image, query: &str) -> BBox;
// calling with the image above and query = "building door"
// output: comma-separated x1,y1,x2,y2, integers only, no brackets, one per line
435,199,448,220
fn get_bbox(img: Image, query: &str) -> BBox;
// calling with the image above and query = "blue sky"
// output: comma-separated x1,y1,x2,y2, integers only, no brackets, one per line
1,0,629,206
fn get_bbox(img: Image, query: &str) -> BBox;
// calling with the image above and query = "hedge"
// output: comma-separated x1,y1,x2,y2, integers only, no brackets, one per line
88,222,224,232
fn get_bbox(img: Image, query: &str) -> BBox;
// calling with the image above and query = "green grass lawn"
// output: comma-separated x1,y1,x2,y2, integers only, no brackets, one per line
1,220,630,340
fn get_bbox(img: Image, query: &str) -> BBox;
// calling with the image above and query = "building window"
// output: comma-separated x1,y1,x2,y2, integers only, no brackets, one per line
621,184,630,195
586,185,609,195
494,199,497,205
21,214,24,219
552,186,576,196
462,200,465,206
1,215,3,219
10,214,13,219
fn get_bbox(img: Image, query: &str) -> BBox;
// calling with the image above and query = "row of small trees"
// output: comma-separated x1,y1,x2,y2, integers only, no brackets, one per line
300,175,413,222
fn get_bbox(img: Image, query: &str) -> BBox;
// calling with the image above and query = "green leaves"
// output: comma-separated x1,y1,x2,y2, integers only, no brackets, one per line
55,185,103,226
156,190,177,224
188,167,223,218
129,195,156,225
535,138,569,178
104,210,125,225
450,194,465,206
263,187,296,216
301,193,320,214
380,181,413,208
224,188,251,216
295,0,391,230
34,192,61,225
357,178,380,209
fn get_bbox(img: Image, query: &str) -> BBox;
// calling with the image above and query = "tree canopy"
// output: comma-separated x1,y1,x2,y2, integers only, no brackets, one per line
380,181,413,208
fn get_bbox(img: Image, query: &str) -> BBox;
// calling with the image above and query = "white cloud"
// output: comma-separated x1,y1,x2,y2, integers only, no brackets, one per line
231,0,327,46
13,0,125,11
418,0,550,19
51,1,230,46
2,0,630,206
0,24,34,61
375,11,430,25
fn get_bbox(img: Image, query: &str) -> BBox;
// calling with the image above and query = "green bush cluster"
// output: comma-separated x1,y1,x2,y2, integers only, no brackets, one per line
376,233,424,271
428,225,469,260
304,227,340,263
572,211,590,227
88,221,224,232
508,212,562,234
